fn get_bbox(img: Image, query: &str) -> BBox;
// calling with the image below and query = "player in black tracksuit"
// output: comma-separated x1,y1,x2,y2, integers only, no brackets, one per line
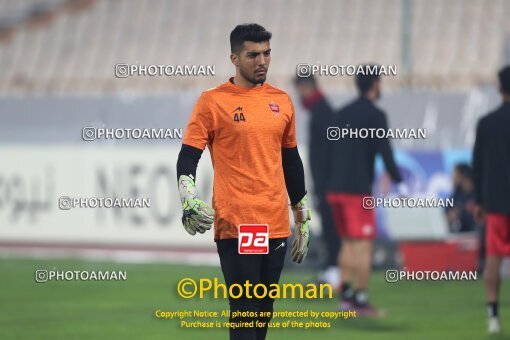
294,75,340,288
327,97,402,194
326,67,402,316
472,65,510,334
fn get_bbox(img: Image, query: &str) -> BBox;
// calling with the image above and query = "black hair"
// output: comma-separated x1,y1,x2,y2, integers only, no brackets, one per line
294,74,317,88
355,64,381,95
230,23,272,53
455,163,472,180
498,65,510,95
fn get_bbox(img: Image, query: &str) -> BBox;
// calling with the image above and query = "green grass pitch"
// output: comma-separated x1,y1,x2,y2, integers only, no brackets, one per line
0,258,508,340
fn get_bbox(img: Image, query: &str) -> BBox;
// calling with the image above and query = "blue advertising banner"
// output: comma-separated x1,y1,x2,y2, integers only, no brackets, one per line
374,149,472,239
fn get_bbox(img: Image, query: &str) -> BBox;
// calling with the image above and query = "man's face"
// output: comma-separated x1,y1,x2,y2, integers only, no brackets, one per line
453,169,465,189
295,82,315,100
232,41,271,85
373,79,382,100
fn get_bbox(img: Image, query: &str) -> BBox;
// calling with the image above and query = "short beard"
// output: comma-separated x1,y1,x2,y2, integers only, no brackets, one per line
240,67,265,85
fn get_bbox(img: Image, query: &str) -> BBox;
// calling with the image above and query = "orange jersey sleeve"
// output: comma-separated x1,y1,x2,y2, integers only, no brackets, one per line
282,98,298,148
182,93,213,150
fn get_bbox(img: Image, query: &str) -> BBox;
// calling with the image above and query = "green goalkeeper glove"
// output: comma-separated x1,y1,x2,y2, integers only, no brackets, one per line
291,195,311,263
178,175,214,235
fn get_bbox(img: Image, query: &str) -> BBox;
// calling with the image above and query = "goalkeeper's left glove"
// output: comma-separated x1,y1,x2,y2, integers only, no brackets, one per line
291,195,311,264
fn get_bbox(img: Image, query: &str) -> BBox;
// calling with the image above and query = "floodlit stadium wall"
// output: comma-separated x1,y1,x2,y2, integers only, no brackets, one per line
0,89,499,259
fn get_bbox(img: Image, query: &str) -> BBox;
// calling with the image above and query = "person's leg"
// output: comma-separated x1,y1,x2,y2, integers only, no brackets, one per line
319,196,341,270
256,238,287,340
338,194,372,305
344,195,382,316
478,223,486,274
485,255,502,334
327,193,355,310
483,213,510,333
217,239,263,340
353,239,372,290
339,239,355,307
317,196,341,288
350,237,384,316
484,255,502,306
352,239,372,305
339,239,353,286
327,195,353,305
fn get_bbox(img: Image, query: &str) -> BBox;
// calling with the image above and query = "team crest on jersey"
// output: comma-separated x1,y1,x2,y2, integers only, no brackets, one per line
269,102,280,115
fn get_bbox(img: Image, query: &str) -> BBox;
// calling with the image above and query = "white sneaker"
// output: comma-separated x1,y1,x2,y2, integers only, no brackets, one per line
488,316,501,334
318,266,340,290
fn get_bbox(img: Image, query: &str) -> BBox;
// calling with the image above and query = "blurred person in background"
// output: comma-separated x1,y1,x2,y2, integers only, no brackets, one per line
326,65,402,317
473,65,510,335
445,163,477,233
445,163,485,273
294,75,340,290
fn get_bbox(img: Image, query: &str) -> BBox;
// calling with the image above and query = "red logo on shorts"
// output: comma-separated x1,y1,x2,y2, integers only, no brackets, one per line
238,224,269,254
269,103,280,115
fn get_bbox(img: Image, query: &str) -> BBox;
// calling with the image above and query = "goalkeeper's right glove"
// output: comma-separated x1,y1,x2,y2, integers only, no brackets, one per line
178,175,214,235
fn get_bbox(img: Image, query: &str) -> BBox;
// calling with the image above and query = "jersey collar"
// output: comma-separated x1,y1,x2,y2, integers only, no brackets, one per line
226,77,267,93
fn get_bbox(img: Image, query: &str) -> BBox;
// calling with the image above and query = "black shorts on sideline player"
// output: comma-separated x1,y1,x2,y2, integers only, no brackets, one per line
216,237,287,340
